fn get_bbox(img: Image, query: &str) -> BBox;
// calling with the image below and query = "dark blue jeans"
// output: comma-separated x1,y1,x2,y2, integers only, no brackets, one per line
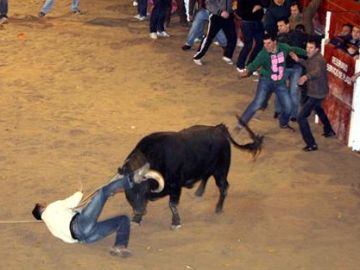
239,78,291,127
298,96,333,147
150,0,171,32
236,20,264,69
0,0,8,18
137,0,147,17
72,176,133,247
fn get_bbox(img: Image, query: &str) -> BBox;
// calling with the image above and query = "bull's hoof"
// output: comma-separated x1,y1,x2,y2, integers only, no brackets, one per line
170,224,182,230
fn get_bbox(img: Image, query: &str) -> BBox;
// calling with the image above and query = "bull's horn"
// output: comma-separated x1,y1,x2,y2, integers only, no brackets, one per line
144,170,164,193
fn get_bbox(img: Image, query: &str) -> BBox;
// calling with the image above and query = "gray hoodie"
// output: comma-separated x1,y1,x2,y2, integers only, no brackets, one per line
206,0,232,15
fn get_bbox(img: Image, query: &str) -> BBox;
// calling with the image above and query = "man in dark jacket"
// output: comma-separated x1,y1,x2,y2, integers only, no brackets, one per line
263,0,291,37
193,0,237,65
290,38,336,152
235,0,265,70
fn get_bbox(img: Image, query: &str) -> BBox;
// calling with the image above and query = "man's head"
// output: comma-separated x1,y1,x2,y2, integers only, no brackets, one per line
352,26,360,40
277,18,290,34
306,38,320,58
263,34,277,53
274,0,285,6
32,203,45,220
340,23,353,36
290,3,300,17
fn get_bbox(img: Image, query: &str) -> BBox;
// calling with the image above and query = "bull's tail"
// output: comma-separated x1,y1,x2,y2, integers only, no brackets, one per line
220,121,263,159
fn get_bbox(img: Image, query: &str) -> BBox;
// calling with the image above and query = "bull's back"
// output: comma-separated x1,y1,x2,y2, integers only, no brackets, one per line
135,125,231,182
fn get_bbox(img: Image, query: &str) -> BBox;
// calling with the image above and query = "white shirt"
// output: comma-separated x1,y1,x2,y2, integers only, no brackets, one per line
41,191,83,243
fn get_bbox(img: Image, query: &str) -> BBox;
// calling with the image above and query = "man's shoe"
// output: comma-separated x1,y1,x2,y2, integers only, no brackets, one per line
0,17,8,24
302,145,318,152
182,44,191,51
132,163,150,183
157,31,170,37
280,124,295,132
322,130,336,138
150,32,158,39
134,14,146,21
133,0,138,6
273,112,280,119
72,9,81,15
222,56,233,65
193,58,203,66
290,117,297,122
38,12,46,17
110,246,132,258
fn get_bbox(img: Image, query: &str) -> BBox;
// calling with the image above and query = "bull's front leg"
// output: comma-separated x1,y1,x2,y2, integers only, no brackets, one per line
169,187,182,230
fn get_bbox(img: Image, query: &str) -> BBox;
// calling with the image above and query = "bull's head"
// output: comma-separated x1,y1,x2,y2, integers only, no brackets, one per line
119,150,165,223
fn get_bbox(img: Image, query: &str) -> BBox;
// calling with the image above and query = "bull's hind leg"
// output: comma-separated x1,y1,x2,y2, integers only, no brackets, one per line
214,174,229,213
194,177,210,197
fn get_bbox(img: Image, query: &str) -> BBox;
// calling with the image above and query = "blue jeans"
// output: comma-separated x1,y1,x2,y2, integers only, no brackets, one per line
40,0,80,14
274,64,303,119
150,0,171,32
236,20,264,69
298,96,334,147
186,8,227,47
72,176,133,247
137,0,147,17
239,78,291,127
0,0,8,17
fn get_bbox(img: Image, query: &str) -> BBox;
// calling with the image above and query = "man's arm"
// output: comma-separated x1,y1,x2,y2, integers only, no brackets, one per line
63,191,83,208
246,50,265,74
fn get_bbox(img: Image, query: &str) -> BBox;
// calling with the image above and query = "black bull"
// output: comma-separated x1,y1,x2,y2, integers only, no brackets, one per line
118,123,263,229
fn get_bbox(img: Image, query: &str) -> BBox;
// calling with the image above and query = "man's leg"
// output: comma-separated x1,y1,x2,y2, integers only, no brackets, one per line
289,65,302,119
185,9,208,46
40,0,55,14
156,0,171,32
298,97,317,146
274,84,292,127
77,176,133,231
137,0,147,17
214,29,227,47
239,79,272,125
236,21,253,69
0,0,8,17
193,14,222,60
221,15,237,59
83,215,130,248
314,99,334,134
248,21,264,63
150,0,160,33
71,0,80,12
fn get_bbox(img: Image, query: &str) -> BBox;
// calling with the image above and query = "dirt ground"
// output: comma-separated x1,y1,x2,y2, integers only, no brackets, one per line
1,1,360,269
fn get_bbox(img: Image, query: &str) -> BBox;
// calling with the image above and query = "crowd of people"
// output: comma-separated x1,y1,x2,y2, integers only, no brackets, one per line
1,0,352,151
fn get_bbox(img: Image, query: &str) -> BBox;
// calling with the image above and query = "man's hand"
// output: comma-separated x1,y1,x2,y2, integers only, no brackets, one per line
252,5,262,13
289,52,300,62
239,69,249,78
78,180,83,193
220,11,229,19
298,75,308,86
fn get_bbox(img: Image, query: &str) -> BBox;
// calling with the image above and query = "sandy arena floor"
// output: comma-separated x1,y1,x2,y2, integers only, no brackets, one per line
1,1,360,269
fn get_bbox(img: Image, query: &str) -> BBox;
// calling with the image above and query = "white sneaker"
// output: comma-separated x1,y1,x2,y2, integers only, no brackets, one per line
132,0,138,6
0,17,8,25
194,37,202,43
236,67,246,73
213,41,220,46
150,32,158,39
157,31,170,37
222,56,233,65
253,71,259,76
134,14,145,21
193,59,203,66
